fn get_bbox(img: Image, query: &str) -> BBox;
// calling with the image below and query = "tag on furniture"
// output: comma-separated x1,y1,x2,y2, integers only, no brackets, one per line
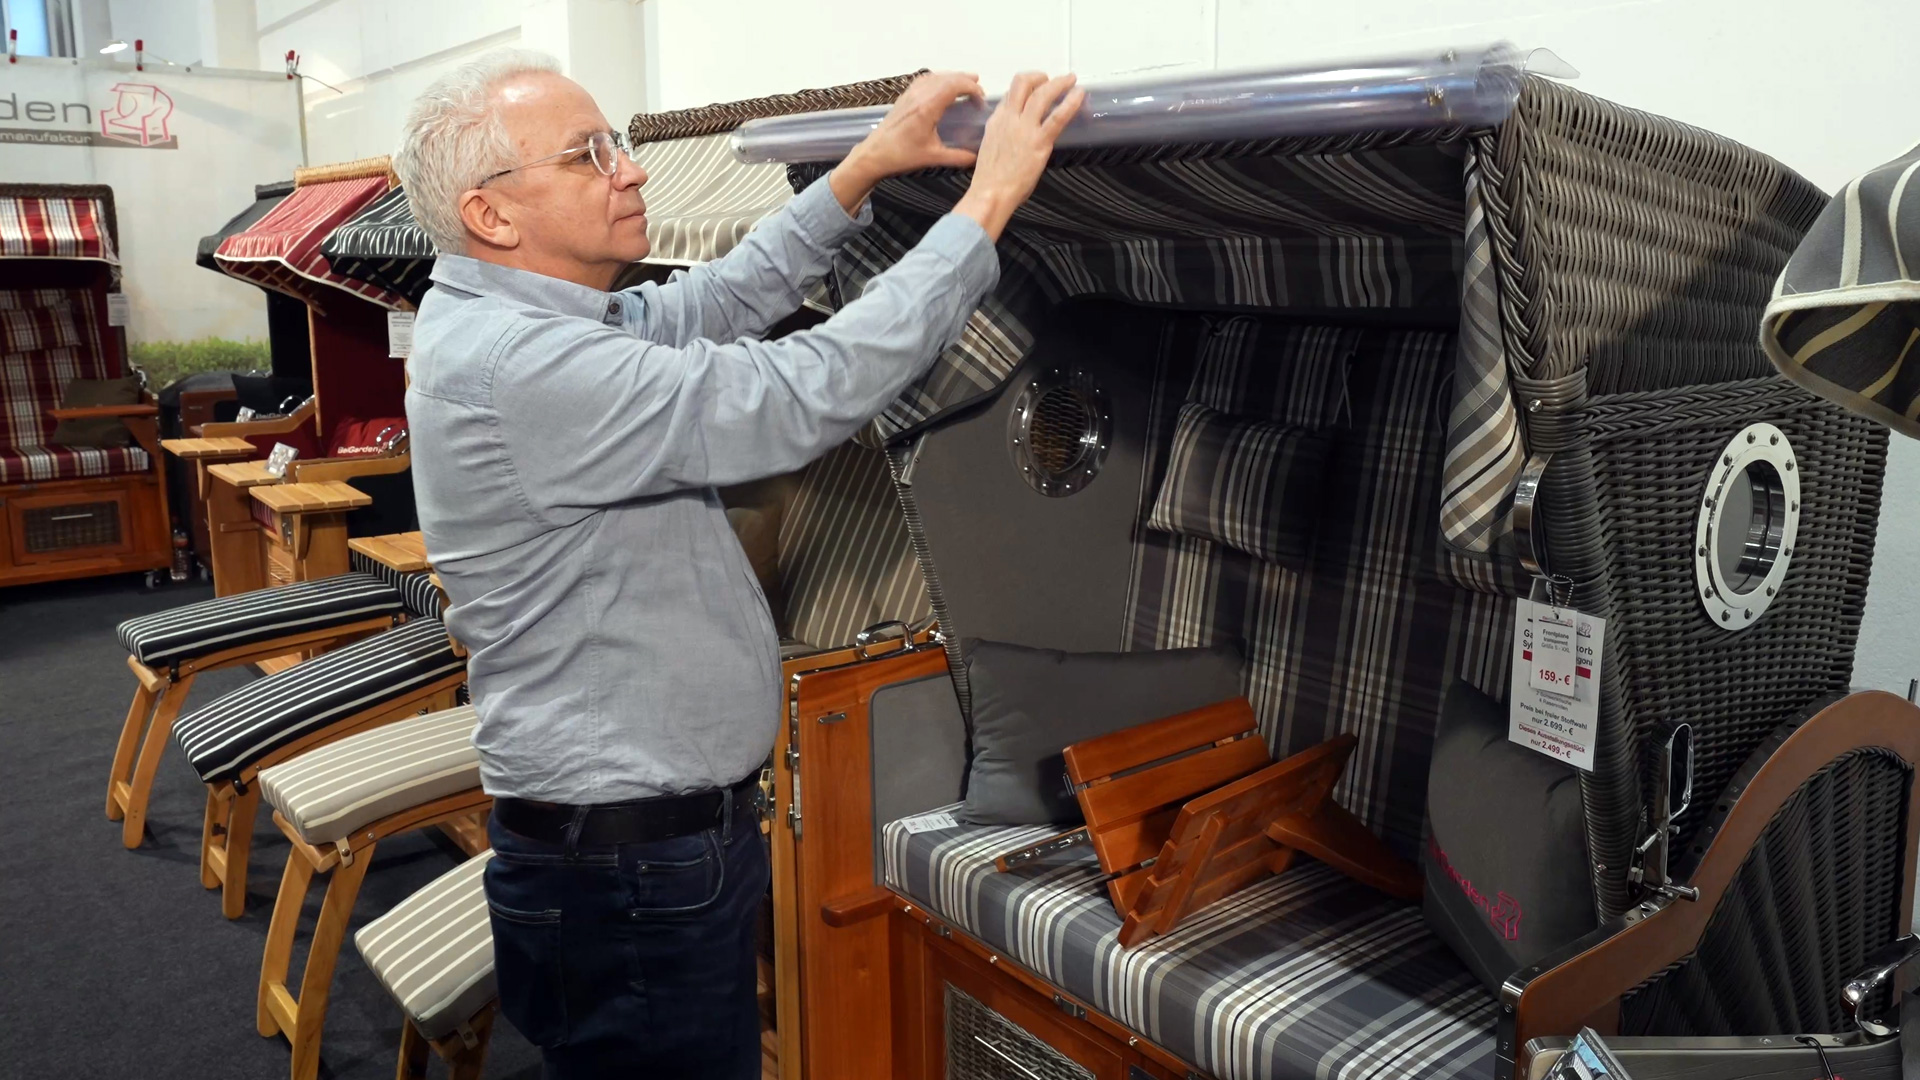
991,697,1421,946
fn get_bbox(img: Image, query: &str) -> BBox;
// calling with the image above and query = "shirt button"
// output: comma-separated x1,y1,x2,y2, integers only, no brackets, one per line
606,298,622,319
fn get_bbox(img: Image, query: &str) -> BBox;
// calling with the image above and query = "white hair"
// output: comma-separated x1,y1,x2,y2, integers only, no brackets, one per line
394,48,562,254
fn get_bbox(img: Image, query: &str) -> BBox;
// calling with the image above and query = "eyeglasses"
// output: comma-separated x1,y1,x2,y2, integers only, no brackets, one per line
480,130,633,186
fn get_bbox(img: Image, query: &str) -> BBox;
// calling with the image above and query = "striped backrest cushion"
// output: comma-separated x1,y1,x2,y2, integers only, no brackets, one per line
1145,402,1332,573
0,289,111,451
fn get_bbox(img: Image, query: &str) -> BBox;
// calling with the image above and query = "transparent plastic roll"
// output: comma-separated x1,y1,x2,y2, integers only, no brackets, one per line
731,43,1567,166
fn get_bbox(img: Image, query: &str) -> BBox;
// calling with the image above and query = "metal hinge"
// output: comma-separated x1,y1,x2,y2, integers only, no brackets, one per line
1052,994,1087,1020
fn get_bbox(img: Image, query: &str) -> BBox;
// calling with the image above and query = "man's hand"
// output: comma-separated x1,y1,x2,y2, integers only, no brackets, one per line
953,73,1084,242
830,71,986,215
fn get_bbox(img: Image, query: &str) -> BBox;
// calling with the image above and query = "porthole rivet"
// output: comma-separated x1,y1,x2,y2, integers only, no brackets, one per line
1785,548,1793,557
1791,501,1798,511
1744,609,1753,618
1704,496,1714,508
1786,459,1795,471
1698,546,1708,557
1720,610,1731,621
1724,454,1734,466
1770,434,1779,445
1746,432,1755,443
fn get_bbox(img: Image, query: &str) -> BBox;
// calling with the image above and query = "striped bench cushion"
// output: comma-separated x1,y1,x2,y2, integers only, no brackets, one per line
357,850,495,1041
116,572,404,667
173,618,465,784
884,809,1497,1080
258,705,479,844
349,549,444,620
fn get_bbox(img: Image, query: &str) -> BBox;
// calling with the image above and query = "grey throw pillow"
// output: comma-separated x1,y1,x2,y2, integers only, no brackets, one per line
1144,402,1332,573
960,638,1245,826
1423,679,1596,992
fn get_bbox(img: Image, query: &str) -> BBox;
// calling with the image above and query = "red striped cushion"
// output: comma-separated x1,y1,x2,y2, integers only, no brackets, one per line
0,444,150,484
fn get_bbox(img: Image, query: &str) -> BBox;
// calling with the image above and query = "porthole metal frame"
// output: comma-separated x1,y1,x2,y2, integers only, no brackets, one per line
1693,422,1800,631
1007,366,1111,498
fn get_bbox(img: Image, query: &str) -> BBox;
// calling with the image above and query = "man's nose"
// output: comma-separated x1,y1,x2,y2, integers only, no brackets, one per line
613,152,646,190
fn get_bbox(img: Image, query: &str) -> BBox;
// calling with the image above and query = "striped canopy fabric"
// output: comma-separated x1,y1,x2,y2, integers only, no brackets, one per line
0,191,118,263
197,180,294,273
633,132,797,265
1763,143,1920,438
320,185,436,307
216,174,406,311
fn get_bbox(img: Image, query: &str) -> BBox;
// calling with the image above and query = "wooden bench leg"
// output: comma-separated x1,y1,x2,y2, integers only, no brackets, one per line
117,676,194,849
201,781,262,919
286,847,372,1080
439,1003,496,1080
105,676,159,821
395,1017,429,1080
258,849,320,1037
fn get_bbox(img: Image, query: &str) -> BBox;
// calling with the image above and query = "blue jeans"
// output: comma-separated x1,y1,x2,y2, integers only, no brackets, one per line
483,795,769,1079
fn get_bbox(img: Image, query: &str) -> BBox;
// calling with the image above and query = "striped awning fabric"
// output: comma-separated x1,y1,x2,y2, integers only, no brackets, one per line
0,194,118,263
1763,143,1920,439
216,175,406,311
197,180,293,273
320,185,435,308
634,132,795,265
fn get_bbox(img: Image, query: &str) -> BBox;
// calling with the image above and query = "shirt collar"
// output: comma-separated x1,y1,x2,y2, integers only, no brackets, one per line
430,254,624,323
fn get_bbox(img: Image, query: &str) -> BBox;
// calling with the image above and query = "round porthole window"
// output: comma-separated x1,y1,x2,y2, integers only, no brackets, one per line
1693,422,1800,631
1008,367,1111,497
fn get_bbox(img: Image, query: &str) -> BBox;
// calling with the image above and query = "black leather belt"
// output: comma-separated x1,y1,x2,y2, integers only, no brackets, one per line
494,774,760,847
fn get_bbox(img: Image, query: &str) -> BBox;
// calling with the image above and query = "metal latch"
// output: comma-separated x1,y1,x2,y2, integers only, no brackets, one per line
1629,722,1699,902
1052,994,1086,1020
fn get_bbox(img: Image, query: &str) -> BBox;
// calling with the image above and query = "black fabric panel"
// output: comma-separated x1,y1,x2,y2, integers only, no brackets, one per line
869,671,970,872
908,299,1164,653
265,291,312,381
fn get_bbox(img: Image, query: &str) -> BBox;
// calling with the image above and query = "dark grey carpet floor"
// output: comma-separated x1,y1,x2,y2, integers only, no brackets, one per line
0,573,541,1079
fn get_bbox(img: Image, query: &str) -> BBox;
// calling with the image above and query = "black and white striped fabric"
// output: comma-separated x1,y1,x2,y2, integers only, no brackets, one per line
115,572,403,668
1762,142,1920,439
355,850,494,1041
348,549,444,620
320,185,435,307
807,139,1465,444
778,441,929,648
1145,402,1332,573
883,811,1496,1080
172,617,464,784
1125,317,1510,860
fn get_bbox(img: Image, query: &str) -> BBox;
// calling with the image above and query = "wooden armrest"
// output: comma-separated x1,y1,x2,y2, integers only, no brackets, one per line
163,436,258,461
250,481,373,514
200,398,317,438
348,532,430,573
1507,691,1920,1078
820,887,896,928
288,451,410,483
48,404,160,420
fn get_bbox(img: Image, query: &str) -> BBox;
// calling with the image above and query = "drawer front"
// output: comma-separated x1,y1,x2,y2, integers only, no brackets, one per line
947,985,1097,1080
6,490,132,563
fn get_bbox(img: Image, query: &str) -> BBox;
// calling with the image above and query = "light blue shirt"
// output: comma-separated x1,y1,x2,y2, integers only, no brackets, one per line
406,177,998,802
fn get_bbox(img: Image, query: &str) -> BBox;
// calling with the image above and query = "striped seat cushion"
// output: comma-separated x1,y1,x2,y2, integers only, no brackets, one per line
884,809,1497,1080
116,571,403,667
349,549,443,620
173,618,465,784
258,705,479,844
356,850,495,1041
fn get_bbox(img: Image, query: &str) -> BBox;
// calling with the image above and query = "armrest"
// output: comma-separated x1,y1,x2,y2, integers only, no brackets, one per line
48,404,160,420
288,451,410,483
820,887,896,928
1503,691,1920,1079
200,397,317,438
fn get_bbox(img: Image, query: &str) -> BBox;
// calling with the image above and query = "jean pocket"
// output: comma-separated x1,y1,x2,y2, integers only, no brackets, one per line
629,828,726,917
486,900,569,1048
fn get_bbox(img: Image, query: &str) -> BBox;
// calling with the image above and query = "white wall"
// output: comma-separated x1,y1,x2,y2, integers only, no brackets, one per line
253,0,645,165
640,0,1920,694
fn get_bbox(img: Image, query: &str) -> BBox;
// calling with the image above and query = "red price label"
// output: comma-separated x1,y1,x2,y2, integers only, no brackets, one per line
1536,667,1575,688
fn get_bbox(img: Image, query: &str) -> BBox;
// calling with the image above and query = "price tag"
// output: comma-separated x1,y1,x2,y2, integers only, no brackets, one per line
1509,598,1606,771
263,442,299,478
1529,607,1578,693
897,809,961,834
386,310,415,358
106,292,131,327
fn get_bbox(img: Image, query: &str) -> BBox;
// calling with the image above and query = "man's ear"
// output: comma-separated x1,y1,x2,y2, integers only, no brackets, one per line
457,188,519,251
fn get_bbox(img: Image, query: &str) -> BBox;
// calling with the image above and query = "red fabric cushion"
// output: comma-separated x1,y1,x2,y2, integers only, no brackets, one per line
327,416,406,458
0,444,149,484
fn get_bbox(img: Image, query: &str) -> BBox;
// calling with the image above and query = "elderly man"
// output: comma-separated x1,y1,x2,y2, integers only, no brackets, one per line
395,49,1081,1078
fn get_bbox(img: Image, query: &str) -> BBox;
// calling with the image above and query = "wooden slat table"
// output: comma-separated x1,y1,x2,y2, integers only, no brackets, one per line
347,531,429,573
231,482,375,589
161,436,257,460
251,481,374,515
207,460,283,489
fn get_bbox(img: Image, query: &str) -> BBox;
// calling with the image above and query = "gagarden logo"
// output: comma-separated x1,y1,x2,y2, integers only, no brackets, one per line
0,82,177,148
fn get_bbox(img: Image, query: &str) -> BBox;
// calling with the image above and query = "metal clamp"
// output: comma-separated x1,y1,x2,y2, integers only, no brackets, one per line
1842,934,1920,1038
995,829,1090,870
1510,452,1553,578
1629,722,1699,902
854,620,907,648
